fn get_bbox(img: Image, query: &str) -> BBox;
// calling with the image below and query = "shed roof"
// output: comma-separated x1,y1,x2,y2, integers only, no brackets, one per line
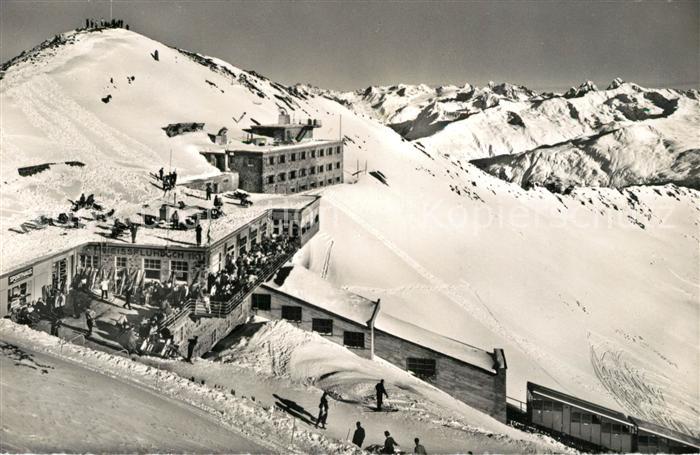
263,265,498,373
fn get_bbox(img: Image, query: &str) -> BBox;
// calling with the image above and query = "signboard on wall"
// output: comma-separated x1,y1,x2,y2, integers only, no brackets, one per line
81,245,205,261
8,267,33,285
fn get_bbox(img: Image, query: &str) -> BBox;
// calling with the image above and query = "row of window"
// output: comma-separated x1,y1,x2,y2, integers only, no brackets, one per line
267,146,341,165
251,295,439,379
531,399,634,434
266,162,342,184
80,254,191,282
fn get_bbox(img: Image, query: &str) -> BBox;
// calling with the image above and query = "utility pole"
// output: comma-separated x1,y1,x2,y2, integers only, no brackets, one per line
110,0,113,22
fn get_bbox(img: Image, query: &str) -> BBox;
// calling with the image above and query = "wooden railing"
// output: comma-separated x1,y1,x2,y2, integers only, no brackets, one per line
160,243,298,328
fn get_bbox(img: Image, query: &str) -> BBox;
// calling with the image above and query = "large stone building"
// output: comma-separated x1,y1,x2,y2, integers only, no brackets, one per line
201,110,344,194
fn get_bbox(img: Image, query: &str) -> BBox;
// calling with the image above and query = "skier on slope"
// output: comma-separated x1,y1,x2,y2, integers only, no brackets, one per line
376,379,389,411
315,391,329,429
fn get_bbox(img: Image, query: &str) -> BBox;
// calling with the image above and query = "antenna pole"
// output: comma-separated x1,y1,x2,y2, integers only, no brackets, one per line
110,0,113,21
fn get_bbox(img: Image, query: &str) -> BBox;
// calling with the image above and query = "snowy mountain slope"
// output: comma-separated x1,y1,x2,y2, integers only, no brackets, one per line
297,95,699,438
1,27,698,441
0,338,268,453
0,320,362,454
328,79,700,190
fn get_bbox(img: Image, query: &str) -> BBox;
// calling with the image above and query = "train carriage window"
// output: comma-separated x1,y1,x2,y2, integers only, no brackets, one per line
612,424,623,433
581,414,592,425
531,400,543,410
571,412,581,423
552,402,563,412
592,415,601,424
542,401,552,411
638,436,649,444
602,423,612,433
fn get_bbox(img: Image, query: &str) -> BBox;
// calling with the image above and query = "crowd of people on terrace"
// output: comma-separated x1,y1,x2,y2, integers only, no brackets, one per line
206,234,297,303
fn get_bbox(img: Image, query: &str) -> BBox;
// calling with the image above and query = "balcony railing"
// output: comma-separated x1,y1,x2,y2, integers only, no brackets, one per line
160,242,299,329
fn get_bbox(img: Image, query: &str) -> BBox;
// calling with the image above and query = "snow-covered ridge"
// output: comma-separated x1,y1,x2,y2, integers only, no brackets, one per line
325,78,699,191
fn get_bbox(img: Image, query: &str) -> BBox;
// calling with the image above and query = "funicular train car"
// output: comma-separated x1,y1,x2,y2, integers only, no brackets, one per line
525,382,700,454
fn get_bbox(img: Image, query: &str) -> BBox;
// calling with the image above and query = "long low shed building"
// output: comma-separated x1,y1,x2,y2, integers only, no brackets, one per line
249,265,508,422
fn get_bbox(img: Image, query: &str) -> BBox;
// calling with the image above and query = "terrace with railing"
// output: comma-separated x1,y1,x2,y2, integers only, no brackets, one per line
160,237,300,329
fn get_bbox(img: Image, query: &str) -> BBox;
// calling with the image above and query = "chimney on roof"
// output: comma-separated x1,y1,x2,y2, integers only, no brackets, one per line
278,108,290,125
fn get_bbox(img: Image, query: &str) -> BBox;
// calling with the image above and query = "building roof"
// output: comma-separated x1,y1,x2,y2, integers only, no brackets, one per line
0,191,318,276
527,382,632,425
628,417,700,449
262,265,498,373
263,265,377,326
375,314,498,373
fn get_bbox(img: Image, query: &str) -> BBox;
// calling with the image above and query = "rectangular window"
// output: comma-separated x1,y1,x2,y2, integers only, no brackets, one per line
318,165,323,173
267,175,274,184
279,155,286,164
290,170,297,179
144,258,161,280
312,318,333,335
268,156,275,165
281,305,302,322
327,178,333,185
300,185,307,191
301,151,306,159
531,400,543,410
335,162,341,169
592,414,601,424
251,293,271,311
407,358,437,379
581,413,592,425
571,412,581,423
310,167,316,175
320,149,325,157
300,168,306,177
291,153,296,161
612,424,623,434
171,260,189,282
327,164,333,171
311,150,316,158
335,176,341,183
336,146,340,154
343,331,365,348
80,254,99,268
602,423,612,433
278,173,286,182
115,257,127,269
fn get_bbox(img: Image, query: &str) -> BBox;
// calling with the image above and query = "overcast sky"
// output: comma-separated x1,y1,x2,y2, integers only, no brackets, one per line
1,0,698,92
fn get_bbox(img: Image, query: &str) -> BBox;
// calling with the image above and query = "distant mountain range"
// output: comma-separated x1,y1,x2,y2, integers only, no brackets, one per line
306,79,699,191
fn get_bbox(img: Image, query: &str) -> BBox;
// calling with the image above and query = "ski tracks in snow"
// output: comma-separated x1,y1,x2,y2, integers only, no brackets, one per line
323,193,570,389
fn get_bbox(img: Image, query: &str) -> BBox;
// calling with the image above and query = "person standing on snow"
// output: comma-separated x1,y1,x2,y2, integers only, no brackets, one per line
186,335,198,362
100,278,110,301
195,223,203,246
205,183,212,201
352,421,365,447
315,391,329,429
382,431,399,454
123,286,132,310
85,308,95,337
158,167,164,181
130,223,138,243
413,437,427,454
376,379,389,411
